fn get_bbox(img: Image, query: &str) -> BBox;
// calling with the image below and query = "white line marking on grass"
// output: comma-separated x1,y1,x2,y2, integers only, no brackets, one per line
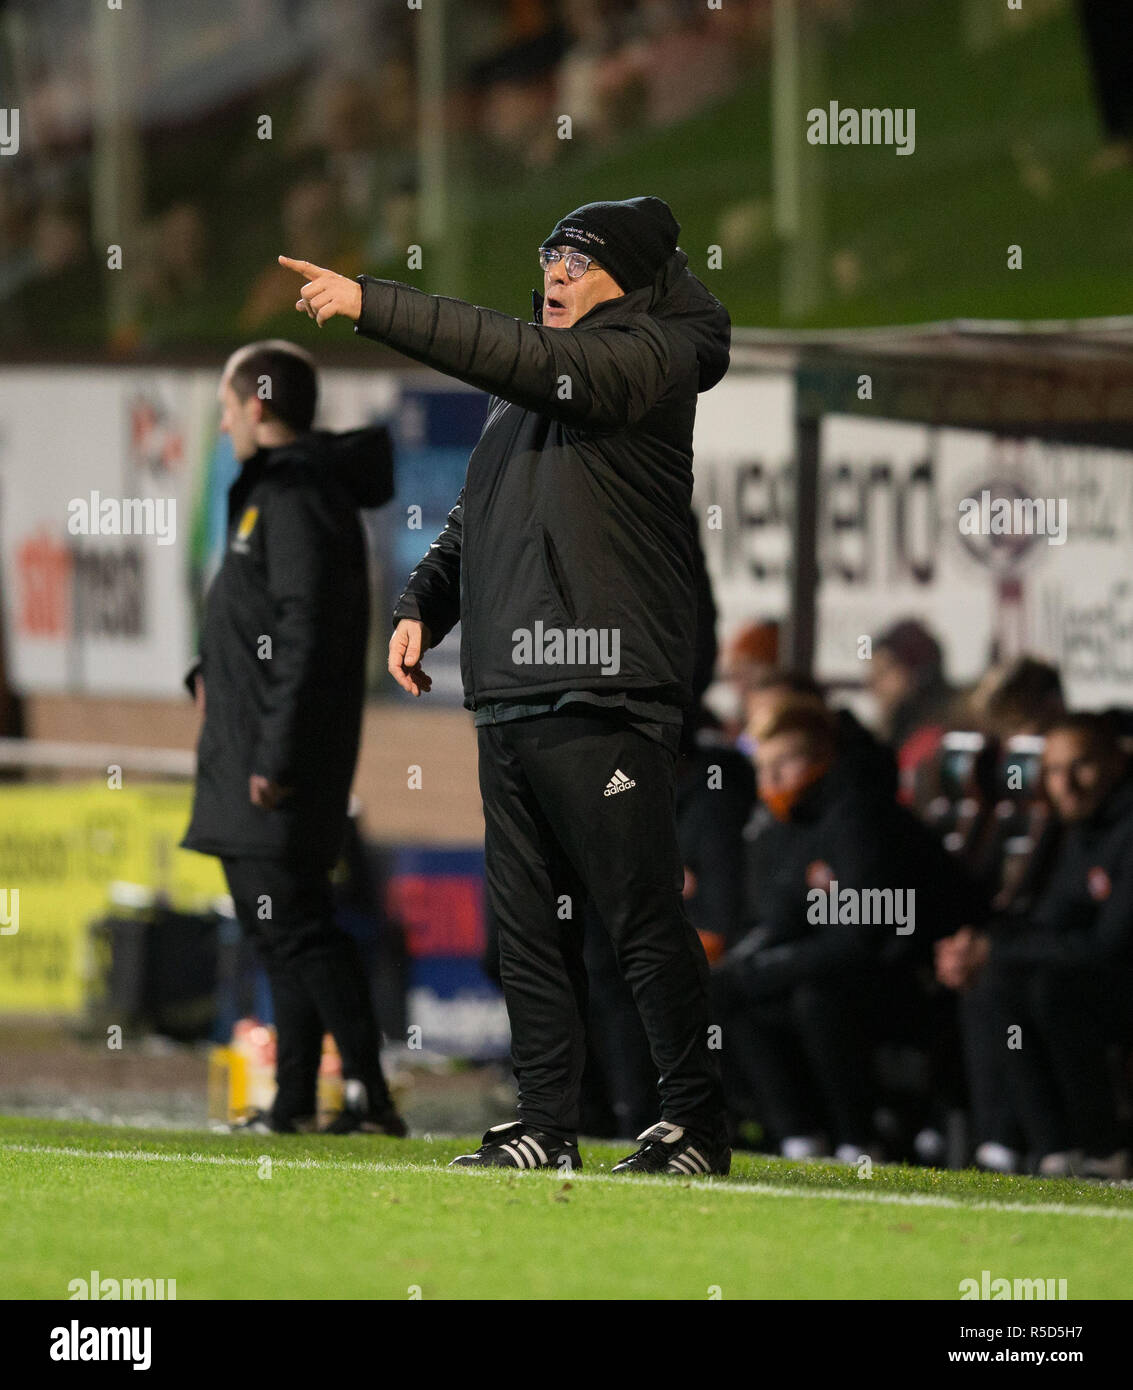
4,1142,1132,1221
1,1143,382,1172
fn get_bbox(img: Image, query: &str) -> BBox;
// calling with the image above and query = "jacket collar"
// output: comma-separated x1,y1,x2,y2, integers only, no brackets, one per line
226,439,299,520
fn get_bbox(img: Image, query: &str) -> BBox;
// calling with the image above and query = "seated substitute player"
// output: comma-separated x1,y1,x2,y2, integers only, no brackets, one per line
713,700,972,1162
281,196,733,1175
936,713,1133,1178
183,340,405,1137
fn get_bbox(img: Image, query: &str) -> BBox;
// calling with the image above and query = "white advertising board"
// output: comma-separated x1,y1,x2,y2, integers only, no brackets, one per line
817,415,1133,708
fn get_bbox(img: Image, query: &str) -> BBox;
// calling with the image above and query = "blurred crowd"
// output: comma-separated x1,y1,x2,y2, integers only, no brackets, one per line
462,0,779,174
0,0,780,349
577,613,1133,1179
2,0,1126,348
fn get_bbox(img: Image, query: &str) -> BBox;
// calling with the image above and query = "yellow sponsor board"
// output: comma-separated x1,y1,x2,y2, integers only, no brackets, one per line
0,783,225,1014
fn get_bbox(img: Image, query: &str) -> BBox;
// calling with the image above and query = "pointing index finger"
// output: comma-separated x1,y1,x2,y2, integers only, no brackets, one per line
278,255,321,276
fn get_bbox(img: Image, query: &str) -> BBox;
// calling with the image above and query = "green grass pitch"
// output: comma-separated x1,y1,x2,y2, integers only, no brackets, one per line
2,1116,1131,1300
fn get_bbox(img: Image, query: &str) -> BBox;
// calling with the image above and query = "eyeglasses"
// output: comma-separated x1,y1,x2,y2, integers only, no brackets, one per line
538,246,600,279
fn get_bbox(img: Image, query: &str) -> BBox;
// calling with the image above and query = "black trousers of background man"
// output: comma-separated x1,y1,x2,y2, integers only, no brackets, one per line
222,857,392,1125
960,960,1126,1159
710,968,878,1150
477,707,725,1140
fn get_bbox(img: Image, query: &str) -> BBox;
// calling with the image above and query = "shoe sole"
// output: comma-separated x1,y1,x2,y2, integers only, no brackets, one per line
449,1155,582,1171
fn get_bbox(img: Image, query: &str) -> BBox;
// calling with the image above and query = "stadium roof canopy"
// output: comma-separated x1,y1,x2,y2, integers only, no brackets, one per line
731,316,1133,441
733,315,1133,364
729,317,1133,669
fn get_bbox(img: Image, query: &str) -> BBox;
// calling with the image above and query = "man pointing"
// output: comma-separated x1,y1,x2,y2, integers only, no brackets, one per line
281,196,732,1176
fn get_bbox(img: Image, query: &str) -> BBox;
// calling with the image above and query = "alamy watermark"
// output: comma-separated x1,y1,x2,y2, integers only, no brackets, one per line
50,1321,152,1370
959,1270,1068,1301
68,1269,176,1300
958,490,1066,546
512,621,620,676
0,888,18,935
0,108,18,156
806,102,915,156
67,493,177,546
806,883,915,935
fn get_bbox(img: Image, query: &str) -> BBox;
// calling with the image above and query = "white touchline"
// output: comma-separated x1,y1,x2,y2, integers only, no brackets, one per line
4,1142,1131,1221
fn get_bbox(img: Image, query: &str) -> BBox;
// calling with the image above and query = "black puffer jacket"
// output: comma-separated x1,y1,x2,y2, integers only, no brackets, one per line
182,426,393,867
354,247,730,708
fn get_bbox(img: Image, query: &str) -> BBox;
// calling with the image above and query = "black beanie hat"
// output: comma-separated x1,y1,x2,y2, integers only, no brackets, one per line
540,196,680,293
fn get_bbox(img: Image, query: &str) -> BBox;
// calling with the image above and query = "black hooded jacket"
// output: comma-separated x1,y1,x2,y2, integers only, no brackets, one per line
353,247,730,708
182,425,393,866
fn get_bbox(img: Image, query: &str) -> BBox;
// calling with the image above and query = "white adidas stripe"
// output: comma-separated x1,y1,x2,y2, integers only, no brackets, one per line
522,1135,549,1166
494,1136,550,1168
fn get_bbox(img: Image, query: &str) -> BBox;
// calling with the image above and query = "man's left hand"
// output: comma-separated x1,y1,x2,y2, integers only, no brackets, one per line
279,255,362,326
250,774,292,810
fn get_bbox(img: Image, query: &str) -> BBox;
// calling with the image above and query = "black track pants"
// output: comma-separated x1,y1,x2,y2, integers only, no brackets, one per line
222,857,391,1125
477,708,725,1139
960,959,1123,1158
711,967,877,1149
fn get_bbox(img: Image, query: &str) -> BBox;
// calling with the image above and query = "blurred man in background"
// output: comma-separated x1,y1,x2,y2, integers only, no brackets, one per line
937,713,1133,1178
712,701,890,1161
715,699,978,1161
745,668,898,796
868,619,956,806
718,619,780,739
183,340,404,1137
965,655,1066,742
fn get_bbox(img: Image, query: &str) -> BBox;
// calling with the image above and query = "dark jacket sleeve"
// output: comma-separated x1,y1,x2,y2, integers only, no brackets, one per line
392,488,463,645
729,920,879,1001
353,276,672,434
253,480,342,784
184,660,202,699
991,856,1133,969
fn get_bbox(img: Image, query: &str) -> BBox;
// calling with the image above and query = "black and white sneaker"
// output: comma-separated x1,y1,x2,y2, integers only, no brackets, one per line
450,1121,582,1171
611,1121,731,1177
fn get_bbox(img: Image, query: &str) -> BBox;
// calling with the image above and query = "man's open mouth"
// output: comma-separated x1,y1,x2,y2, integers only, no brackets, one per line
545,295,566,311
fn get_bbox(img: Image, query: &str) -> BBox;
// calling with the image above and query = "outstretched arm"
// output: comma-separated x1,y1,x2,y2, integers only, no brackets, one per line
279,255,672,434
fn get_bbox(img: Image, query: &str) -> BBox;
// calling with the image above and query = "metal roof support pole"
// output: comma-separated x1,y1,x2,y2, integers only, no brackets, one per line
786,403,820,673
772,0,826,322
